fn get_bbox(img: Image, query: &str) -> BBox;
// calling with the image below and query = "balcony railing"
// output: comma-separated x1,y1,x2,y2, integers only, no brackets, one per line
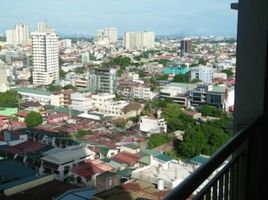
164,117,262,200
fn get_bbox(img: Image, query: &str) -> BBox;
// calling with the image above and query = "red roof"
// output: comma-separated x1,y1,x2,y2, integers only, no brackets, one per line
5,141,46,155
47,112,69,120
72,159,113,179
111,151,140,165
0,115,8,120
16,111,29,118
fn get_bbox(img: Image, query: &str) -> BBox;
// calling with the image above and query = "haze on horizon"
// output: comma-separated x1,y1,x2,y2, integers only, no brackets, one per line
0,0,237,37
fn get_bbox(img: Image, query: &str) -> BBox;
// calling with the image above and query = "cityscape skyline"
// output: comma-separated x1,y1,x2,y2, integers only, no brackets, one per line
1,0,237,37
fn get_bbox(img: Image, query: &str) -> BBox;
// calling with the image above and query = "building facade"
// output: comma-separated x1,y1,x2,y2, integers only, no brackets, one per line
125,31,155,50
6,23,30,46
190,66,216,84
103,27,118,43
88,68,117,94
31,31,59,86
180,39,192,55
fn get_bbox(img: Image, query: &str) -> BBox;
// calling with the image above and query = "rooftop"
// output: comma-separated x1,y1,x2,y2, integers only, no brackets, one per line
111,151,140,165
5,180,78,200
132,161,194,188
71,159,113,180
94,180,170,200
15,87,51,96
41,145,94,165
154,154,173,162
165,82,197,90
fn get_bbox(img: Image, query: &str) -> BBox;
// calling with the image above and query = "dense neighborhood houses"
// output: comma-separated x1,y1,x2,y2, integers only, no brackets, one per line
0,22,235,199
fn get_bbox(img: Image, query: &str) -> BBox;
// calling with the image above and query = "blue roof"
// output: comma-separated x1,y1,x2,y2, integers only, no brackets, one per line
190,155,210,165
163,66,190,75
55,187,96,200
154,154,173,162
0,159,45,191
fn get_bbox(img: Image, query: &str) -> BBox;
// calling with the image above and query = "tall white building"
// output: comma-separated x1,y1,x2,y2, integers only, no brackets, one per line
6,23,30,46
103,27,118,43
125,31,155,50
37,22,52,33
6,29,16,45
31,31,59,86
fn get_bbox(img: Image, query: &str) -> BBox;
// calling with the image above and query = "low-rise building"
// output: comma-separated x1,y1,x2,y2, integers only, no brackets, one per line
70,159,114,187
46,112,69,123
40,144,95,180
70,92,92,112
139,116,167,134
132,155,194,189
15,87,51,105
190,66,216,84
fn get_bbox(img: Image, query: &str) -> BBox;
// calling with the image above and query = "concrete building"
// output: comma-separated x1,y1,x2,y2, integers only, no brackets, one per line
6,29,16,46
125,31,155,50
180,39,192,55
5,23,30,46
96,101,141,118
60,39,72,48
70,93,92,112
91,93,115,110
159,82,197,106
31,31,59,86
0,67,8,92
15,87,51,105
88,68,117,94
132,85,156,100
37,22,53,33
190,66,216,84
139,116,167,134
103,27,118,43
40,145,95,180
132,155,194,189
81,51,90,65
189,85,235,111
70,159,114,187
50,89,75,107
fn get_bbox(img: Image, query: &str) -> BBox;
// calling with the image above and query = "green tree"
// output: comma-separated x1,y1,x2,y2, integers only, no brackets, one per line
198,58,207,65
72,130,88,139
47,84,62,92
161,103,195,132
63,84,76,90
138,70,146,78
178,122,230,158
59,57,64,66
191,78,202,83
222,69,234,78
197,105,226,118
172,72,190,83
75,67,85,74
25,111,43,128
0,90,18,108
59,68,67,79
147,134,173,149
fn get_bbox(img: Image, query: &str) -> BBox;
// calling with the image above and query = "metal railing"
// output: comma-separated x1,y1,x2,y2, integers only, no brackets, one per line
164,117,262,200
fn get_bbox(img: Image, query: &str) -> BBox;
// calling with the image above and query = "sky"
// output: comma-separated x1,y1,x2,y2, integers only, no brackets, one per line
0,0,238,37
